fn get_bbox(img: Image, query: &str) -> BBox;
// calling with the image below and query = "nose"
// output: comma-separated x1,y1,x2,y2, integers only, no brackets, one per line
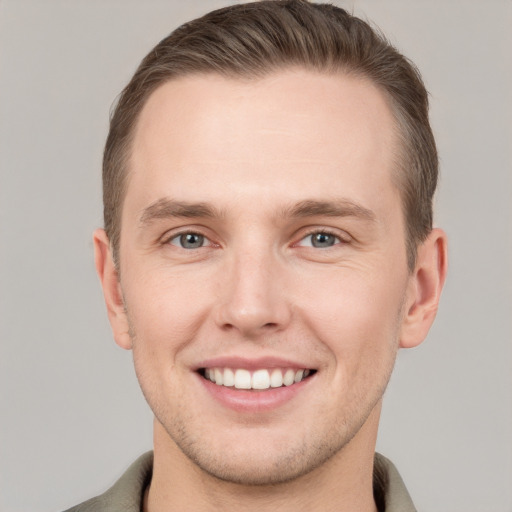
214,248,292,339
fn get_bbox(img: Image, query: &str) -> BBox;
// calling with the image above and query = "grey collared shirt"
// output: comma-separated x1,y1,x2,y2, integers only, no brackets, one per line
63,451,416,512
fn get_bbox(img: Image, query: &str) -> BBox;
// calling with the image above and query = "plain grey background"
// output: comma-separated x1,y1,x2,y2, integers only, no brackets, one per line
1,1,511,511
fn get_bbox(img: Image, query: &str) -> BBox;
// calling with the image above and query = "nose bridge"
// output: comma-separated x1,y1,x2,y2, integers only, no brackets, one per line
215,240,290,336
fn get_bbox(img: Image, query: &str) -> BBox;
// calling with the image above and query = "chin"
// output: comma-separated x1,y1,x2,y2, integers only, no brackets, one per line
177,439,338,486
157,411,362,486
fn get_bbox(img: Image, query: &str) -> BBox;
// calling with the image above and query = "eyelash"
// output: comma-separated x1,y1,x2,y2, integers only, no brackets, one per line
164,230,214,249
162,227,349,251
295,229,348,249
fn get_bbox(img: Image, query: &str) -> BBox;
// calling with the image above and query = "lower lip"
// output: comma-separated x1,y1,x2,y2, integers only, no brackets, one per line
197,373,314,413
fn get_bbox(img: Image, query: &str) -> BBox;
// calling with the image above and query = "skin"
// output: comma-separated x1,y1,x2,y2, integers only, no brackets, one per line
94,69,447,511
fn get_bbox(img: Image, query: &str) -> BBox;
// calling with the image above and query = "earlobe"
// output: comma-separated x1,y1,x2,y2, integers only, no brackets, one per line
399,228,448,349
93,229,132,350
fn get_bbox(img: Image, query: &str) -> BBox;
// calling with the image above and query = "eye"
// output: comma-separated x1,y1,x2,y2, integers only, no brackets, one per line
168,232,209,249
298,231,341,248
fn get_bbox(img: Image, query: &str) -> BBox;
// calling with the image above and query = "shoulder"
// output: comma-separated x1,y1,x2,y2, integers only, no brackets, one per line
374,453,417,512
62,452,153,512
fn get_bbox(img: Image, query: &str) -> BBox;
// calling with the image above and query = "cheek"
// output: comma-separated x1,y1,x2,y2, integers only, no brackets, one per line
296,266,407,357
122,263,219,348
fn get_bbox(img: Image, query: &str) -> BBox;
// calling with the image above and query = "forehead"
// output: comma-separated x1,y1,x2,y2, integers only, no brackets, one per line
127,69,399,216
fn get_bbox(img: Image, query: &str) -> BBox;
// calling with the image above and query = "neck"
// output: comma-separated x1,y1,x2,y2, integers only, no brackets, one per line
145,406,381,512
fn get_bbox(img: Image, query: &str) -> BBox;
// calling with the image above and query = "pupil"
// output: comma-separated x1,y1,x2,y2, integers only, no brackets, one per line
181,233,203,248
312,233,334,248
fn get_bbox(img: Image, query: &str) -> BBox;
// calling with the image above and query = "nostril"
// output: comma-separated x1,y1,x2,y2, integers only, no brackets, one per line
219,321,279,333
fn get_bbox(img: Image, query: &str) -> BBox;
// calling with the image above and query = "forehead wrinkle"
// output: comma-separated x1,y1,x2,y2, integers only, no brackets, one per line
279,199,377,222
139,197,225,225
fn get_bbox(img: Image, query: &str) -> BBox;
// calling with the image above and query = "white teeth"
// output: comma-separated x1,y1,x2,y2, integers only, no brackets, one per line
214,368,223,386
234,369,252,389
223,368,235,387
294,369,304,383
283,369,295,386
270,368,283,388
252,369,270,390
204,367,312,389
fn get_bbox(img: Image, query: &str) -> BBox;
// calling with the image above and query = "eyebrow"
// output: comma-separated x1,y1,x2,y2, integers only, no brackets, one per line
139,197,376,225
139,198,224,225
283,199,376,222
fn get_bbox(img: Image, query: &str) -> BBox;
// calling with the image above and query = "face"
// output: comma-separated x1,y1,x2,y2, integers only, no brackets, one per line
104,69,417,484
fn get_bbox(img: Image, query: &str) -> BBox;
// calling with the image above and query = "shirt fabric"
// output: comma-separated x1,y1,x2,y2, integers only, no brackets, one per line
63,451,416,512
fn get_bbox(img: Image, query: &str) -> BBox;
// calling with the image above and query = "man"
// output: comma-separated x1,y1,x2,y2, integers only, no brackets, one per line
66,1,447,510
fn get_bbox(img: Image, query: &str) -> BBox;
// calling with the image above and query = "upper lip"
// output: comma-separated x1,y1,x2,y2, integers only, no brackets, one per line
194,356,315,371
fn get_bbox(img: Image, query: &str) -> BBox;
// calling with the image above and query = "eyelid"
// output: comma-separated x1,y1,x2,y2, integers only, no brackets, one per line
158,225,350,249
293,227,351,246
171,234,208,249
160,227,217,248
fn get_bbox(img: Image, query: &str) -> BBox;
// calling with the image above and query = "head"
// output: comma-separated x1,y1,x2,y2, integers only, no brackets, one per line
103,0,437,271
94,0,447,491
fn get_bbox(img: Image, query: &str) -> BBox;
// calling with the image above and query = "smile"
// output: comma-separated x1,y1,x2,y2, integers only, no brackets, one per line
200,367,315,390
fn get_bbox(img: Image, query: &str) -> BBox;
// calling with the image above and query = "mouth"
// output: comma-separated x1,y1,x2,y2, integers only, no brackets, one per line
198,367,316,391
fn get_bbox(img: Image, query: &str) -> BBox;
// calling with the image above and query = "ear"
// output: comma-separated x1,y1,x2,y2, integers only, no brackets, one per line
93,229,132,350
399,228,448,348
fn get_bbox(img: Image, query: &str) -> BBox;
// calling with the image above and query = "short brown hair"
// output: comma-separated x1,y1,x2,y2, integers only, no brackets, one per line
103,0,437,270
